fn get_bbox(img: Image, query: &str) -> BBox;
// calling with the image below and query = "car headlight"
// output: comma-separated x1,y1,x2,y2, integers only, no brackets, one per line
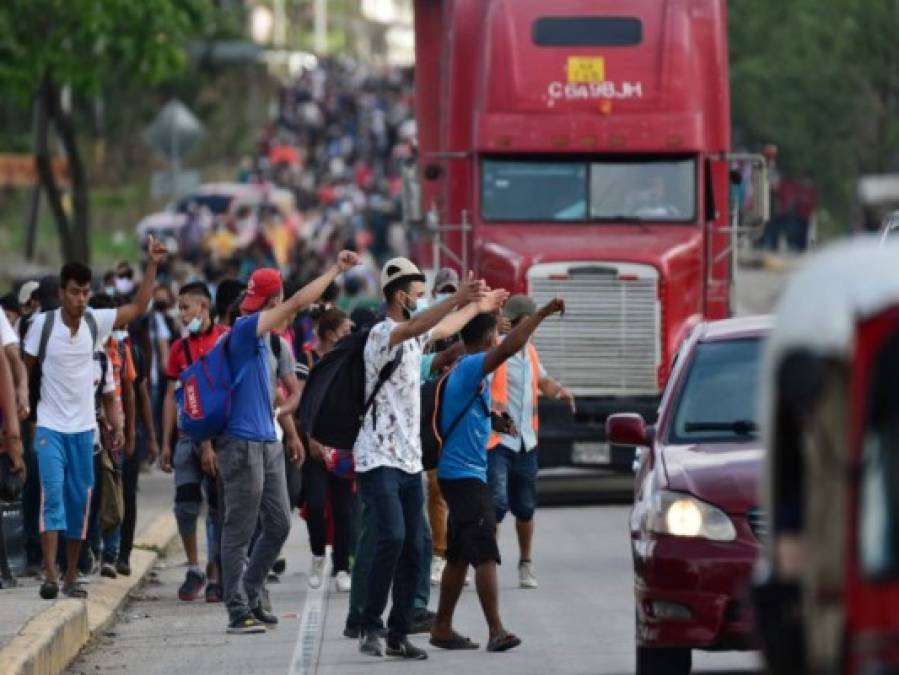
646,491,737,542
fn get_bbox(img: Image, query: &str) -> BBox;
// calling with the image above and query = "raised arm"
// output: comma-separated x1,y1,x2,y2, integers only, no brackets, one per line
430,288,510,342
388,273,486,347
255,251,359,337
115,236,169,328
482,298,565,376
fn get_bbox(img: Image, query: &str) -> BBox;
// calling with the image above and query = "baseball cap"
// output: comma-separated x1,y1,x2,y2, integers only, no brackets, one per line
18,280,39,306
380,257,425,291
240,268,283,313
504,294,537,323
434,267,459,293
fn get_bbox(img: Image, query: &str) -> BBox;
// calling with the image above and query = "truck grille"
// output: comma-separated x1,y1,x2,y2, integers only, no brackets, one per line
746,508,768,544
528,263,660,397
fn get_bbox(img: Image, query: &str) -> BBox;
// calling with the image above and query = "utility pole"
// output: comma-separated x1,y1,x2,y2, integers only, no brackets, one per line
314,0,327,54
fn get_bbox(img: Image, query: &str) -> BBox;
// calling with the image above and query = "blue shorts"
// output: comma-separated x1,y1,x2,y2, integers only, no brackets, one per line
487,445,538,522
34,427,95,540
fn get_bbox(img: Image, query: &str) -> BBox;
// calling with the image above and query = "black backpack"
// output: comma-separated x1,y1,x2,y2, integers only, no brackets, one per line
420,367,487,471
297,323,403,450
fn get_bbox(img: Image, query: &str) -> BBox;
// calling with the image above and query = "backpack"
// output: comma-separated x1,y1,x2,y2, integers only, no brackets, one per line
420,367,488,471
176,331,253,442
297,324,403,450
28,310,99,422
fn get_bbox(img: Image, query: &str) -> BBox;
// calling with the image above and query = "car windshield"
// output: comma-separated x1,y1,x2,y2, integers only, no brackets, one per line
176,194,234,215
668,337,763,444
480,157,695,223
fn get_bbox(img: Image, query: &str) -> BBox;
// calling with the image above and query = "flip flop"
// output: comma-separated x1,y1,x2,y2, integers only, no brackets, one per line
487,632,522,653
430,631,480,650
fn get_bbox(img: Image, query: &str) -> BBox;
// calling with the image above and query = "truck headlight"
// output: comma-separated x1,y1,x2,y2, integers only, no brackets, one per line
647,491,736,542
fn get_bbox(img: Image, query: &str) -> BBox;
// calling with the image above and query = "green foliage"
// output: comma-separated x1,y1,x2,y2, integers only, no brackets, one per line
0,0,208,101
730,0,899,216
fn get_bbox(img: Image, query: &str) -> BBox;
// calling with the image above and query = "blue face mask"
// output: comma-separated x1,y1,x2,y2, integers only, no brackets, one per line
187,317,203,334
112,330,128,342
435,292,453,304
104,286,116,297
410,297,429,317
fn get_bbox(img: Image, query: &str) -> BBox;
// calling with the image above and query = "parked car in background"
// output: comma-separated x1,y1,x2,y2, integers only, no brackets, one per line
608,315,773,675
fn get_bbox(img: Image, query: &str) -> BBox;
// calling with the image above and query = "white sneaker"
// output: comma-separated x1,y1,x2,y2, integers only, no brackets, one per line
519,561,538,589
464,567,473,586
335,570,352,593
308,556,325,589
430,556,446,586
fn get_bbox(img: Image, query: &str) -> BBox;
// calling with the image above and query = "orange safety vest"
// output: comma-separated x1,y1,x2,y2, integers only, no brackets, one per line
488,343,541,449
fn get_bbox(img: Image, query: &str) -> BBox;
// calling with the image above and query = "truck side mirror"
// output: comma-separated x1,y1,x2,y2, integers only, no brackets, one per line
606,413,652,447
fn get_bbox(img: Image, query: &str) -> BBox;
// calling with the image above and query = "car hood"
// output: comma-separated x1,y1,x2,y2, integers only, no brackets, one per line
661,443,763,514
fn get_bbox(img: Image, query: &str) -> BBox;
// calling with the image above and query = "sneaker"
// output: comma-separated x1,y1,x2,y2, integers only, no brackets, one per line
205,582,223,603
62,581,88,599
115,560,132,577
272,558,286,575
386,637,428,660
100,563,118,579
178,568,207,601
77,548,95,577
518,560,538,589
334,570,352,593
259,585,272,613
251,604,278,628
343,624,361,639
430,556,446,586
308,556,325,589
464,568,473,586
409,608,436,634
227,614,267,635
359,630,384,657
39,580,59,600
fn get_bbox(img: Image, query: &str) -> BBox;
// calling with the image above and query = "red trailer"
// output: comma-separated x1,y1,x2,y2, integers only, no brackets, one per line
409,0,768,471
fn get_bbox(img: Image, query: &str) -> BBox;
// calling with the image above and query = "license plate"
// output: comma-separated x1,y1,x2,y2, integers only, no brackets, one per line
567,56,605,83
572,441,611,465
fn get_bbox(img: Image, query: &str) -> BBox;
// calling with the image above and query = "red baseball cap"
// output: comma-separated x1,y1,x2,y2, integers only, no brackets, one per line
240,268,283,313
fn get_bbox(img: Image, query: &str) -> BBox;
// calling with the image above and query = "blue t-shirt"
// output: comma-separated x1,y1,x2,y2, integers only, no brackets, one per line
225,314,276,442
437,353,491,482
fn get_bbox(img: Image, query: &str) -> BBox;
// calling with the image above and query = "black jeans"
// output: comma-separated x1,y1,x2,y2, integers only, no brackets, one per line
357,467,423,642
302,458,354,572
118,444,141,565
21,422,42,567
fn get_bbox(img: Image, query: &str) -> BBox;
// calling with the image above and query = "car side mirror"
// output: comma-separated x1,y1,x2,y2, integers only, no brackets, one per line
606,413,651,447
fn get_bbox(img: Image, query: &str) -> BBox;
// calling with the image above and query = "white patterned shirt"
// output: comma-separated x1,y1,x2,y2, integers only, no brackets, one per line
353,319,430,474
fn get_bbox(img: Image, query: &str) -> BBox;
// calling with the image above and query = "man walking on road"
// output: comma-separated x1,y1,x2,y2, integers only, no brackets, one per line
488,295,575,589
160,282,229,602
24,238,168,600
217,251,359,635
353,257,502,660
431,298,565,653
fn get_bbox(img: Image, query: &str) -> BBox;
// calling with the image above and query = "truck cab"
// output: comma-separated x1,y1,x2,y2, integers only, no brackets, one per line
411,0,766,470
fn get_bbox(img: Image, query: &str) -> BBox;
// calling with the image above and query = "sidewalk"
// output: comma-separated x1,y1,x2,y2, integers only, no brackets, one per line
0,469,178,675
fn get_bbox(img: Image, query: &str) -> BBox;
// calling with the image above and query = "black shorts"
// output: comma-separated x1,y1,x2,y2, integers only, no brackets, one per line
438,478,501,568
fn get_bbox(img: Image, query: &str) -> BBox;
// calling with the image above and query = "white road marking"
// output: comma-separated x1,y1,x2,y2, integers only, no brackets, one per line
288,563,330,675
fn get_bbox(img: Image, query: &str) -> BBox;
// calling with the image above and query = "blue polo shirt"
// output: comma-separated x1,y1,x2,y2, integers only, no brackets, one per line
225,313,276,442
437,353,491,483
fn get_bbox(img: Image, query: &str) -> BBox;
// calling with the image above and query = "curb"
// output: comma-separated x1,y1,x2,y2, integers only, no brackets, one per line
0,512,177,675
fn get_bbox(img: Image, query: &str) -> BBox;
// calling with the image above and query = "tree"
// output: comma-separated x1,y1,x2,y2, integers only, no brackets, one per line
0,0,206,263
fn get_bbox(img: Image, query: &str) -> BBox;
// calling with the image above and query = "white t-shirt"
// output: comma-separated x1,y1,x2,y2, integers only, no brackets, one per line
24,308,117,433
0,310,18,347
353,319,430,475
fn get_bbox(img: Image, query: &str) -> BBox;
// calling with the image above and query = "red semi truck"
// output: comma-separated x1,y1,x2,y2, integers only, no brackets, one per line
408,0,768,472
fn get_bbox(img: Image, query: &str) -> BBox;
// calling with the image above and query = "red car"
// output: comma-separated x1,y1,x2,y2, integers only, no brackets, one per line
607,316,773,675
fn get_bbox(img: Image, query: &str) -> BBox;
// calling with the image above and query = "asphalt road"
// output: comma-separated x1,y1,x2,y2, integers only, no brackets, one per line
66,263,788,674
67,504,761,675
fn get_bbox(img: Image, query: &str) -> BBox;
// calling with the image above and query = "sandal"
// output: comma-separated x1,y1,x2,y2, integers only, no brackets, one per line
430,631,480,650
486,631,521,652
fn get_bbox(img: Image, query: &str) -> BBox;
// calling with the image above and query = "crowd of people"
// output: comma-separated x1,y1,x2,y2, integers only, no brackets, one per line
0,57,581,657
0,235,577,658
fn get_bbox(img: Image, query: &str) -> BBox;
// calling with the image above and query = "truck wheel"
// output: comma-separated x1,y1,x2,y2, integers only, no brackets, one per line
635,645,692,675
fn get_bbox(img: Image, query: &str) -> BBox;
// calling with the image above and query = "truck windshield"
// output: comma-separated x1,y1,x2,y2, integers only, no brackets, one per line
481,157,696,223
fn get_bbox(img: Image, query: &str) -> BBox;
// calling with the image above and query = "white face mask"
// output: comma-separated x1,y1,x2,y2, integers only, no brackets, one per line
115,277,134,295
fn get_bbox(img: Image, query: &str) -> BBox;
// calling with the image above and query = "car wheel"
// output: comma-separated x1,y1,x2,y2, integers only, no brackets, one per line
635,645,692,675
